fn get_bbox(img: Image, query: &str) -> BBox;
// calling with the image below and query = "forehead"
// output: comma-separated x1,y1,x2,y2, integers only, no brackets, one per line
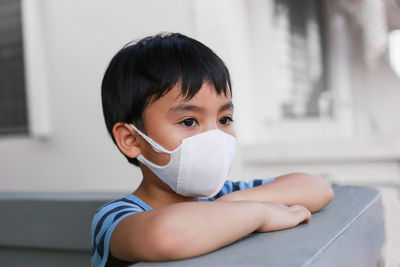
178,82,231,102
151,82,232,110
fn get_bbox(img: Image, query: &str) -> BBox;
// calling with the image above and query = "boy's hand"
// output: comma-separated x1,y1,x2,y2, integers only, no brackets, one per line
256,203,311,232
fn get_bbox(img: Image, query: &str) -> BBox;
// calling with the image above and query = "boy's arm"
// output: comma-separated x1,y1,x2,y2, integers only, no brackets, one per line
217,173,334,213
110,200,311,262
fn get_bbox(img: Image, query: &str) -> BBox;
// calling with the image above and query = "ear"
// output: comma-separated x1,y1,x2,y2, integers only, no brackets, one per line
112,122,141,159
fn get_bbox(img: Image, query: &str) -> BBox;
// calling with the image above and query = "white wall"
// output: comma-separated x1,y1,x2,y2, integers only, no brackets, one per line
1,0,400,192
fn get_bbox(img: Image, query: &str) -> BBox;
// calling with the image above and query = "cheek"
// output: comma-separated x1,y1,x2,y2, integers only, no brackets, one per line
220,125,236,138
151,125,184,150
143,150,171,166
141,126,184,166
140,139,172,166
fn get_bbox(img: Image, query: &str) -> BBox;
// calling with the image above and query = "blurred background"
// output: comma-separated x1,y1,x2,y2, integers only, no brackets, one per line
0,0,399,265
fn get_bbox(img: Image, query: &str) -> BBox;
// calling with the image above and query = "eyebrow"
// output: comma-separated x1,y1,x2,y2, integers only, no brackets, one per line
219,101,234,113
168,101,234,114
168,104,204,114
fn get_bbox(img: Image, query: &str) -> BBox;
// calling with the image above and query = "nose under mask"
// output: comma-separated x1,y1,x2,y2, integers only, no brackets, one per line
130,124,236,197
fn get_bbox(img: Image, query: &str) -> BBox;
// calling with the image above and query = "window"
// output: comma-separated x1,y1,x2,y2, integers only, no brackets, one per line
389,29,400,77
273,0,330,119
250,0,355,143
193,0,356,144
0,0,29,136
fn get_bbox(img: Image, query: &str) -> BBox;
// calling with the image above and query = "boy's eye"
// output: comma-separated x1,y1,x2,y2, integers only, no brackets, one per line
180,118,198,127
219,116,233,126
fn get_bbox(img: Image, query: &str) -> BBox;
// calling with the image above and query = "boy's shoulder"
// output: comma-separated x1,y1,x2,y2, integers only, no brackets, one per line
93,194,152,223
91,194,152,240
91,194,152,267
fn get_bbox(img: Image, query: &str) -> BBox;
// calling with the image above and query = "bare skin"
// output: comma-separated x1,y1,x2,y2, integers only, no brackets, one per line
110,82,334,262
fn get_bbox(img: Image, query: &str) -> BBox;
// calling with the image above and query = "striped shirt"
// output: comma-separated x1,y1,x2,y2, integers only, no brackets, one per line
91,178,275,267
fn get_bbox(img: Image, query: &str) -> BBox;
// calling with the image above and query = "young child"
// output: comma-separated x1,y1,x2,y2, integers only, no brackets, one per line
92,32,334,267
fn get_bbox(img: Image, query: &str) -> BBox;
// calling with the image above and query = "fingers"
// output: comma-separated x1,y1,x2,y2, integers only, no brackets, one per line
289,205,305,212
302,209,312,223
290,205,312,223
256,203,312,233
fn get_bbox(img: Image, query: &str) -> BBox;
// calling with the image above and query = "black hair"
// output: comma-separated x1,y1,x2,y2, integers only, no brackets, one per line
101,32,232,166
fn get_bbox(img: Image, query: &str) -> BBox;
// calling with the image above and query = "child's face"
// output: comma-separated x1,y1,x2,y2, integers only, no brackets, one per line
138,81,234,166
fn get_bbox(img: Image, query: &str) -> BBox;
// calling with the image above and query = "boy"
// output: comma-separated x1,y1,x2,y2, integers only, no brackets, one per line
92,32,334,267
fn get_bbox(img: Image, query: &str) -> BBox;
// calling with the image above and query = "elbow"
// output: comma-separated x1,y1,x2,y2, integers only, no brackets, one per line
325,184,335,204
293,172,334,212
316,174,334,205
310,174,335,211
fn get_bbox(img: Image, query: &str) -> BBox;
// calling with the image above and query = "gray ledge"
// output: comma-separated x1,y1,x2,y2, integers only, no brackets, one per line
134,186,385,267
0,186,385,267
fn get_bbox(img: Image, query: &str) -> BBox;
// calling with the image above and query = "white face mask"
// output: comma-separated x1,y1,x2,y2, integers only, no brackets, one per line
130,124,236,197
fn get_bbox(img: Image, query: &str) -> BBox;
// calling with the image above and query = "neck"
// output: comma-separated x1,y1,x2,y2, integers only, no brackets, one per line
133,165,196,209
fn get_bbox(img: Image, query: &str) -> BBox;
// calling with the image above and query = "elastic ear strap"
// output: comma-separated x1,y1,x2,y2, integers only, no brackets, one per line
129,124,171,153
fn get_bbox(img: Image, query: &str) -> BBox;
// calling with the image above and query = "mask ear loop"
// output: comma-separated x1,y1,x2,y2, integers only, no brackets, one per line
129,124,172,154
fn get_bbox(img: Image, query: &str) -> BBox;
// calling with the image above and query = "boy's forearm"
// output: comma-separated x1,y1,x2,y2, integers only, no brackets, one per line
217,173,334,213
150,201,265,260
111,200,265,262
